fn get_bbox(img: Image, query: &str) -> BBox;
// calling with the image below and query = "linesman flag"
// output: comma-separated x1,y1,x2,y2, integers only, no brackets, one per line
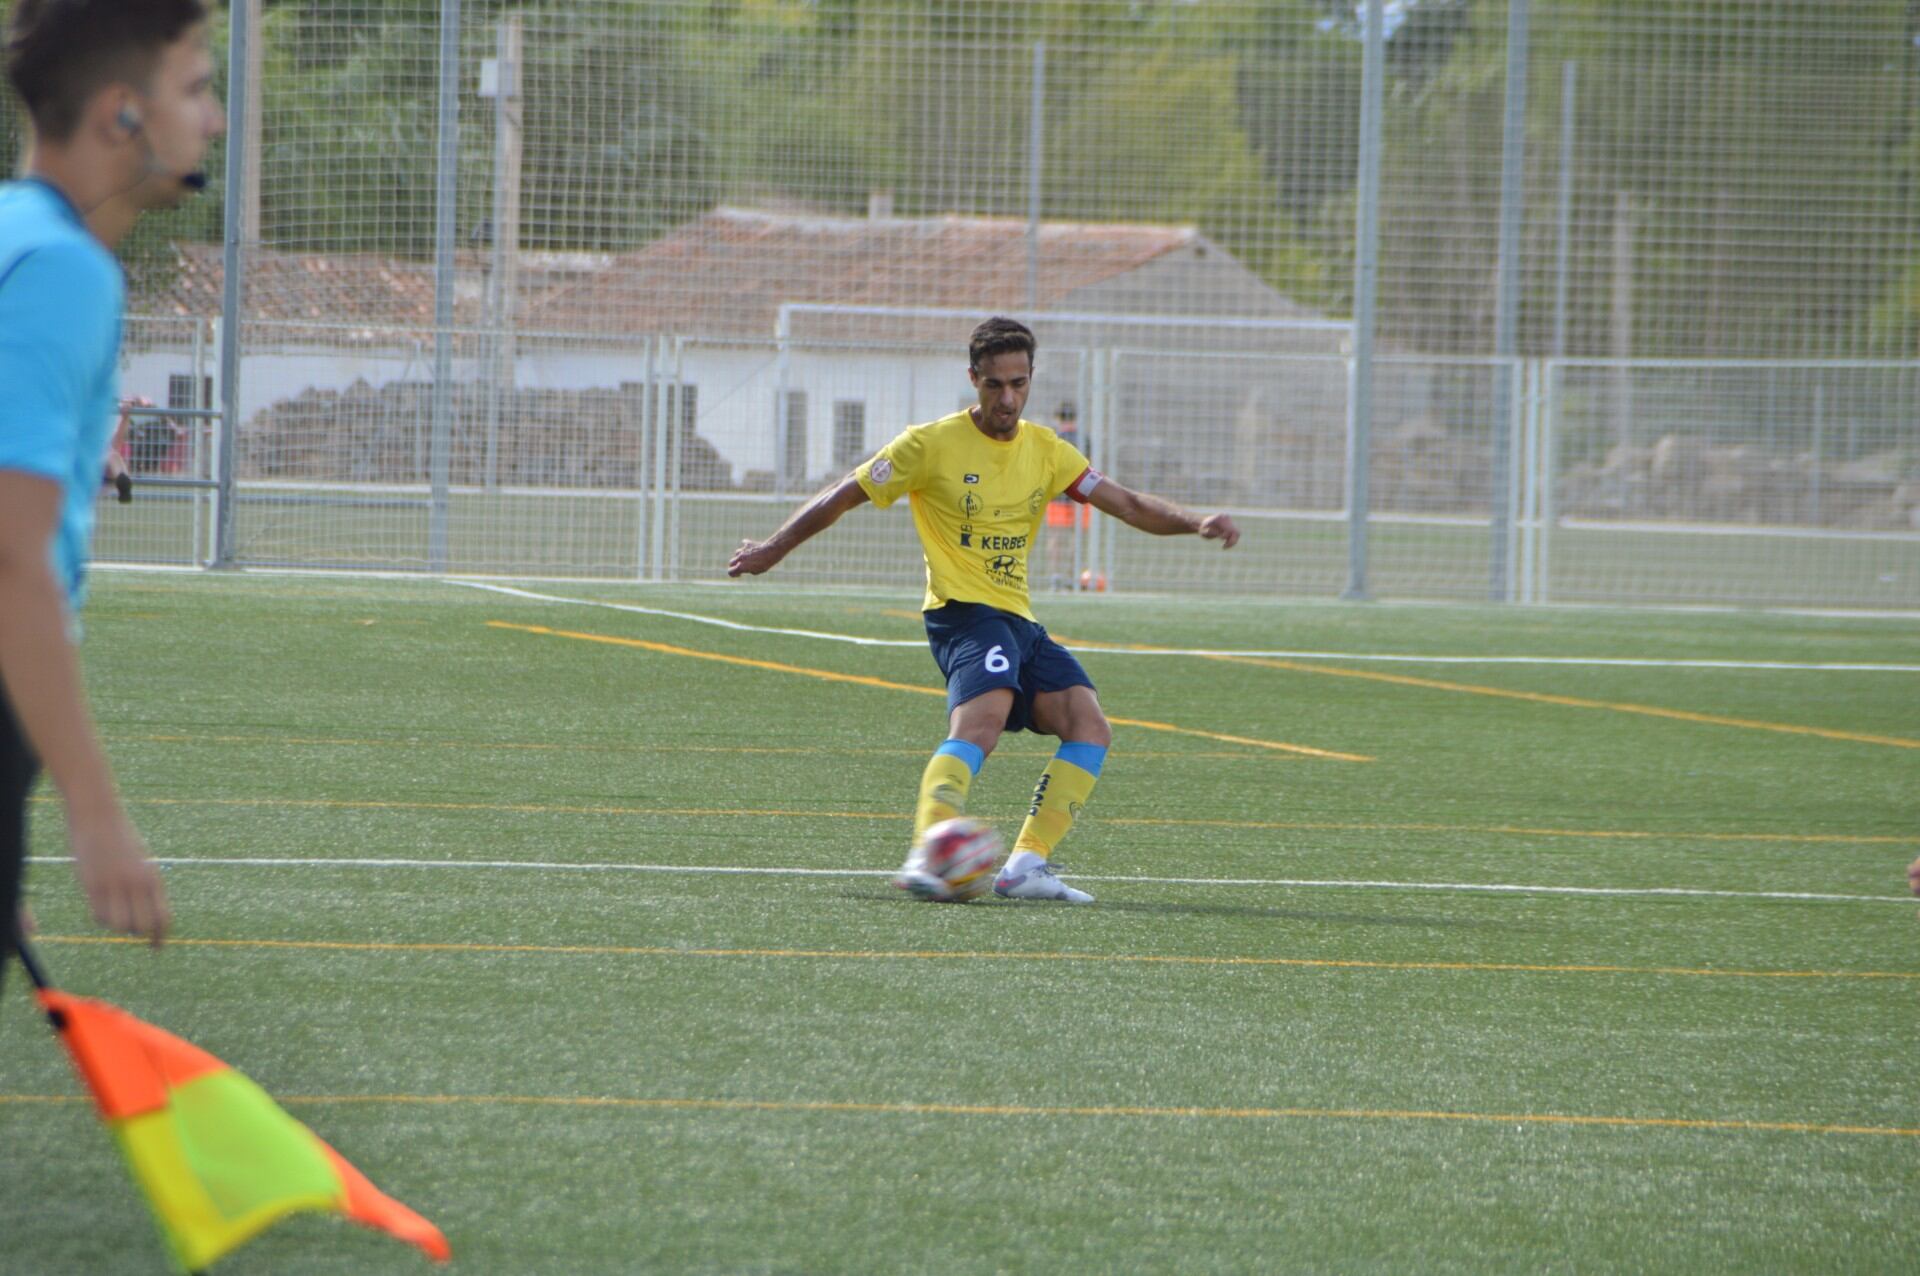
21,943,449,1273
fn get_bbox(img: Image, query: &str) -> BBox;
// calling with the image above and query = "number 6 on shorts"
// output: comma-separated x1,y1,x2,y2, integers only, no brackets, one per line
984,644,1010,673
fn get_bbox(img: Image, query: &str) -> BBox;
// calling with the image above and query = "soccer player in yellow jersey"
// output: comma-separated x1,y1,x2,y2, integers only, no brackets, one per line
727,317,1239,902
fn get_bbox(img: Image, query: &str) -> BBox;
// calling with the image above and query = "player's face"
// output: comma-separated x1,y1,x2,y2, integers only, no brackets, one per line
134,24,224,209
969,350,1032,438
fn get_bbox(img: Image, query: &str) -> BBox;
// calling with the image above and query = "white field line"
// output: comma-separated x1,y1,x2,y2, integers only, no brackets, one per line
27,855,1913,904
84,563,1920,620
450,581,1920,673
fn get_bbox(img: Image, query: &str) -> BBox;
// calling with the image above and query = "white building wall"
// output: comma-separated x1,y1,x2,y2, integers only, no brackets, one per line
119,338,1035,488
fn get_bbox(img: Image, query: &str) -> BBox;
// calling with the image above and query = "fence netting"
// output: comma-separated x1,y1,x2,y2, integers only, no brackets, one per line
31,0,1912,606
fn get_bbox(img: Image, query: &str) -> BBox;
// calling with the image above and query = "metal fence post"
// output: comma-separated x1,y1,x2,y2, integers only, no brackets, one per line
427,0,461,571
212,0,251,568
1343,0,1385,602
1488,0,1530,602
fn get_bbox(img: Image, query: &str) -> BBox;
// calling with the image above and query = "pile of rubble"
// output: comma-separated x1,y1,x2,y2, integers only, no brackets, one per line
239,379,731,489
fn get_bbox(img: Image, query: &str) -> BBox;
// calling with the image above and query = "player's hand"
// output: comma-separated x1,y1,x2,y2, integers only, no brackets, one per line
727,539,783,577
1198,513,1240,549
68,809,170,946
114,471,133,503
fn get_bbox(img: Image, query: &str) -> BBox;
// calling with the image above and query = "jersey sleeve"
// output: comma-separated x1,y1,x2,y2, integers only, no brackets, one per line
0,243,121,482
854,425,929,509
1049,432,1102,504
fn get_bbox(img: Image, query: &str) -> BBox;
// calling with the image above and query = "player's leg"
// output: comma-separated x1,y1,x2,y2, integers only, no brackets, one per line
911,690,1013,841
896,691,1013,899
897,603,1029,899
995,649,1106,903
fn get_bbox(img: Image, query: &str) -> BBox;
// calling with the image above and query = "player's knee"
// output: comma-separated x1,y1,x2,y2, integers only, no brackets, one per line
1078,713,1112,750
952,725,1002,759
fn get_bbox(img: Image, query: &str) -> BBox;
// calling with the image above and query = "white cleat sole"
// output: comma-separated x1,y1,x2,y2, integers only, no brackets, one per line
992,870,1095,904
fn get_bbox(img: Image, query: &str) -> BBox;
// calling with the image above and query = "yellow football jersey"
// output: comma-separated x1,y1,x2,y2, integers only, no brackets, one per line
856,410,1097,620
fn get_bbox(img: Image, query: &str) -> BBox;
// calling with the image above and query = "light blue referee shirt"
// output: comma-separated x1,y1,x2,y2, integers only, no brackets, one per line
0,177,123,611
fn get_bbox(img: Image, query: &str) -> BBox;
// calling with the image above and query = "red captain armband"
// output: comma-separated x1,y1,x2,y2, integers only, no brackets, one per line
1065,467,1104,504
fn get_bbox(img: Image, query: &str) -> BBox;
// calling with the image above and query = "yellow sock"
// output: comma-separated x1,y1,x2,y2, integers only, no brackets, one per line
1012,748,1102,859
912,741,981,843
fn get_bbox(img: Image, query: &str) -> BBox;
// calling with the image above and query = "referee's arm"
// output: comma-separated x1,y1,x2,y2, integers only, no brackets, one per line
0,472,169,943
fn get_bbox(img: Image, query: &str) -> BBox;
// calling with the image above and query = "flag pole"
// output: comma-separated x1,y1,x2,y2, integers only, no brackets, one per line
14,935,53,991
12,937,69,1033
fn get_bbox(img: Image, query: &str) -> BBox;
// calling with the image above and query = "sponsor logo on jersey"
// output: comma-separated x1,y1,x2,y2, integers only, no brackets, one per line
1027,486,1045,515
977,533,1027,552
963,473,979,484
986,554,1020,585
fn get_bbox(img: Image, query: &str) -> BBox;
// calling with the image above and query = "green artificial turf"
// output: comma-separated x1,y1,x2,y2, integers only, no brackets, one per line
2,572,1914,1273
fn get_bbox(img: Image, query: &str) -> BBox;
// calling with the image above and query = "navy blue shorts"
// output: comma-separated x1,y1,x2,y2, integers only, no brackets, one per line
923,601,1094,734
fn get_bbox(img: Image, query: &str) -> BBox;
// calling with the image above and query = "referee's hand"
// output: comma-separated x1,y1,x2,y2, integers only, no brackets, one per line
69,809,170,946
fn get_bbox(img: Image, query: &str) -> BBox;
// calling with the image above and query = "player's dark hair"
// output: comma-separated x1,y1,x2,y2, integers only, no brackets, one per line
5,0,208,143
969,316,1036,372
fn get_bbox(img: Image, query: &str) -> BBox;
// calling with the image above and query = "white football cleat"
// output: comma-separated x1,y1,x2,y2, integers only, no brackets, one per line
993,855,1094,903
893,846,952,902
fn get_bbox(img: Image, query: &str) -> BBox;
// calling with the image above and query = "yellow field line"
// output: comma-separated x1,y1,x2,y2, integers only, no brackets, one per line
107,795,905,820
44,793,1912,845
105,732,1258,762
33,934,1918,981
1099,817,1920,846
488,621,1372,761
1233,654,1920,749
3,1091,1911,1137
1056,634,1920,750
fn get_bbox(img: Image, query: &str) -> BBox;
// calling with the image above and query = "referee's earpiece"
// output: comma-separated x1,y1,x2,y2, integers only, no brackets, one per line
100,100,209,197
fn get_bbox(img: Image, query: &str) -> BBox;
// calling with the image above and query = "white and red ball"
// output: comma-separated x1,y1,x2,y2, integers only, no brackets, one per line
918,817,1003,902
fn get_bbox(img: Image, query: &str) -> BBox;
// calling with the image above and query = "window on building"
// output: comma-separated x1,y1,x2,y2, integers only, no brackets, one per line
167,373,212,411
832,400,867,469
779,389,808,485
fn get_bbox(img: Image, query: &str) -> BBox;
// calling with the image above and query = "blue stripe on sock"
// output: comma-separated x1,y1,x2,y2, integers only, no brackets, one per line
935,738,986,775
1055,741,1107,777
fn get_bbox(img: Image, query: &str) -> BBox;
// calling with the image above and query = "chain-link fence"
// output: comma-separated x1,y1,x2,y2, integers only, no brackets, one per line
55,0,1919,606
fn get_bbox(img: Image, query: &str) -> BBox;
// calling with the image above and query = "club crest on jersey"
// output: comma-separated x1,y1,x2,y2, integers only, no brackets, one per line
1027,486,1045,514
870,457,893,483
959,490,982,519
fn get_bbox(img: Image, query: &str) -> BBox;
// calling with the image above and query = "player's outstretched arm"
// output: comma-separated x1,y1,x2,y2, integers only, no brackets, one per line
0,473,169,945
727,472,871,576
1087,478,1240,548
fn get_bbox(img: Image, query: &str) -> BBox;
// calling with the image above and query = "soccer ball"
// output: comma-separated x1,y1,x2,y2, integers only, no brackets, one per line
914,817,1003,902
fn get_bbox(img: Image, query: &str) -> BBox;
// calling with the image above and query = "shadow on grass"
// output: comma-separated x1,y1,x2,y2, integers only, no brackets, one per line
838,889,1508,930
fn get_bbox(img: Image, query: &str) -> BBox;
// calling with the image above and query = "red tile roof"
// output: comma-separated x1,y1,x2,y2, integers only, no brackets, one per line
137,207,1209,342
521,207,1199,336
